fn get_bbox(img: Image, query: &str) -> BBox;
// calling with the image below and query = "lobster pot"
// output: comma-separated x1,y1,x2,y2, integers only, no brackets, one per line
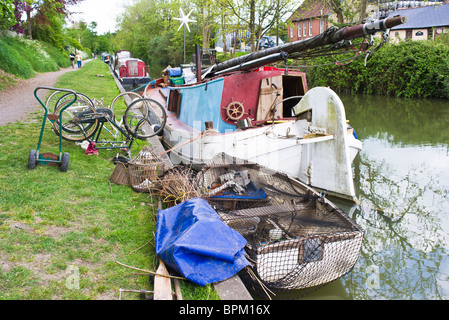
220,204,364,290
197,153,364,291
109,162,129,185
128,146,165,193
196,154,270,210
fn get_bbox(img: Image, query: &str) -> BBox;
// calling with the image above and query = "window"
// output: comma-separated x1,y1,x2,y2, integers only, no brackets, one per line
309,19,313,36
298,22,301,38
406,29,412,40
128,61,138,76
290,26,293,38
303,20,307,37
320,19,324,33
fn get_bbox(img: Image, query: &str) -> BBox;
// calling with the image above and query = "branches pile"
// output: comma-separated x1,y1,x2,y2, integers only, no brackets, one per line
154,166,200,208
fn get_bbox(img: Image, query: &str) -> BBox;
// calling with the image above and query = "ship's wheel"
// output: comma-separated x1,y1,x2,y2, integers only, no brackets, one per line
225,101,246,121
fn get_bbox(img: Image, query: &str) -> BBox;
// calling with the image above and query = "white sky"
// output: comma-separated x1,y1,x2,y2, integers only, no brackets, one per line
68,0,132,34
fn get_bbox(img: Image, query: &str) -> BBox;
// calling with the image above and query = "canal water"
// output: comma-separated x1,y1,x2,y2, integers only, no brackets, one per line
285,93,449,300
146,63,449,299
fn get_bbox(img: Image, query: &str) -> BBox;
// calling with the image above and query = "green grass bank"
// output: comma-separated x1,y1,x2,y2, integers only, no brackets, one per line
0,59,218,300
0,36,71,91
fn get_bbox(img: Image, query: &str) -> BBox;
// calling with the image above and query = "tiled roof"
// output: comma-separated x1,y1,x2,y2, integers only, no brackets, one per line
289,0,332,21
388,4,449,29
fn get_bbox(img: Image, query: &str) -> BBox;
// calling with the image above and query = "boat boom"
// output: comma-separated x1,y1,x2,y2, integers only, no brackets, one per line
209,16,406,75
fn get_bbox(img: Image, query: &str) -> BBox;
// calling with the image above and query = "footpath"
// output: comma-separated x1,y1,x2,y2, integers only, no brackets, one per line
0,60,92,126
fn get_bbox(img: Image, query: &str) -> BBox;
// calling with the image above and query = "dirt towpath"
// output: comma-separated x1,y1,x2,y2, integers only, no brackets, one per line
0,60,92,126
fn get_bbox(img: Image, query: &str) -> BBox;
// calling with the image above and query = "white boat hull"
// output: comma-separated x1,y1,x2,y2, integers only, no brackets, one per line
159,87,362,201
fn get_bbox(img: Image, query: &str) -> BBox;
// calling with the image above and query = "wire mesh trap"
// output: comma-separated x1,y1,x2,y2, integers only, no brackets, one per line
196,153,364,291
128,146,165,192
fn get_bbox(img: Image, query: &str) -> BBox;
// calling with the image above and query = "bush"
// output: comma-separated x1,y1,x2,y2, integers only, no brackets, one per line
0,37,34,78
0,36,70,80
304,39,449,99
41,42,70,68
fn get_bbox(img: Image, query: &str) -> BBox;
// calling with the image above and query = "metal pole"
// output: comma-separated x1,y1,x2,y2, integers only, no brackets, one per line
195,44,201,82
183,25,186,64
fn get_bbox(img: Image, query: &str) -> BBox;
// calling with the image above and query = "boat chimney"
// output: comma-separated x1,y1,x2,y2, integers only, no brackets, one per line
195,45,202,83
205,121,214,130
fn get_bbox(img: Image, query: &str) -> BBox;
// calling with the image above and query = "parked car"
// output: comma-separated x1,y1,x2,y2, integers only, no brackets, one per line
258,36,284,50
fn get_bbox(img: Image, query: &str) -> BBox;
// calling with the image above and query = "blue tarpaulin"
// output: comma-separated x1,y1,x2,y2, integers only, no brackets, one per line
155,198,250,286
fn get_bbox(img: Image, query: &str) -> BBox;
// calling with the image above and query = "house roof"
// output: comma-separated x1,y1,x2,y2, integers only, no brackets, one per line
288,0,332,22
388,4,449,29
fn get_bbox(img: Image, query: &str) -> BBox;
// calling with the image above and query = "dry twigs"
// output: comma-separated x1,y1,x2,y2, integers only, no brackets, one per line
155,166,200,207
115,260,186,280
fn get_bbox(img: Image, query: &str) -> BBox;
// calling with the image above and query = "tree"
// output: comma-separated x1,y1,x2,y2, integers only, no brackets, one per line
13,0,84,39
116,0,190,63
223,0,295,52
324,0,367,25
192,0,216,49
0,0,16,30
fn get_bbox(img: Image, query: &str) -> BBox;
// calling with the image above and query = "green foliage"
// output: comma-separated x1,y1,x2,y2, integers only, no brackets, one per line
67,36,82,50
0,0,15,30
305,39,449,99
41,42,70,68
0,37,34,78
34,14,65,51
0,36,70,80
115,0,200,66
146,28,201,71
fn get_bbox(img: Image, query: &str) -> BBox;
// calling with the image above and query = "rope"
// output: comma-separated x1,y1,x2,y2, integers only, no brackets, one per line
158,129,217,157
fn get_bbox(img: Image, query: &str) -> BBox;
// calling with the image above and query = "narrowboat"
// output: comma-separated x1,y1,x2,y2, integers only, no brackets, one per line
113,50,151,87
142,16,406,202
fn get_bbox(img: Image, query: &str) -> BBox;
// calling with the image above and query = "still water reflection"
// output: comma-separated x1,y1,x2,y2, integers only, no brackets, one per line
280,94,449,300
332,94,449,299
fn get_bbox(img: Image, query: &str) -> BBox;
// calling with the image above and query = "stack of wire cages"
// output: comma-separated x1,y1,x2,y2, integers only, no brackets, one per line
196,153,364,292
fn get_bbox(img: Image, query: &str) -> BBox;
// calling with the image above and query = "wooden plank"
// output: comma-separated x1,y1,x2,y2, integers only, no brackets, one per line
153,260,173,300
256,75,283,121
173,279,183,300
214,275,253,300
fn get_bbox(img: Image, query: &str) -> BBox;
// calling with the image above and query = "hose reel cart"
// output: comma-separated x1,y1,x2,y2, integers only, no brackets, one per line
28,87,78,172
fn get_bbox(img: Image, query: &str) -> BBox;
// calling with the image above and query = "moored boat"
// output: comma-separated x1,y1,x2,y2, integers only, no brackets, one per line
142,16,406,201
113,50,151,87
196,153,364,292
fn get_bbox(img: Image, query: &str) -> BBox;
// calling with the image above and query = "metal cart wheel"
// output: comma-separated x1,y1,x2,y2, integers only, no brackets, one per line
60,152,69,172
28,149,37,170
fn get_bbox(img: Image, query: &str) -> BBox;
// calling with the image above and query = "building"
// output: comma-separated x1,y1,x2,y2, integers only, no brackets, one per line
377,1,446,19
287,0,332,42
386,3,449,41
287,0,449,43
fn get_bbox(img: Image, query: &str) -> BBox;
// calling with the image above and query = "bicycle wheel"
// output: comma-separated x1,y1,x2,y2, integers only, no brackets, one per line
46,90,67,111
46,91,94,113
123,98,166,139
53,97,99,141
110,91,143,120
